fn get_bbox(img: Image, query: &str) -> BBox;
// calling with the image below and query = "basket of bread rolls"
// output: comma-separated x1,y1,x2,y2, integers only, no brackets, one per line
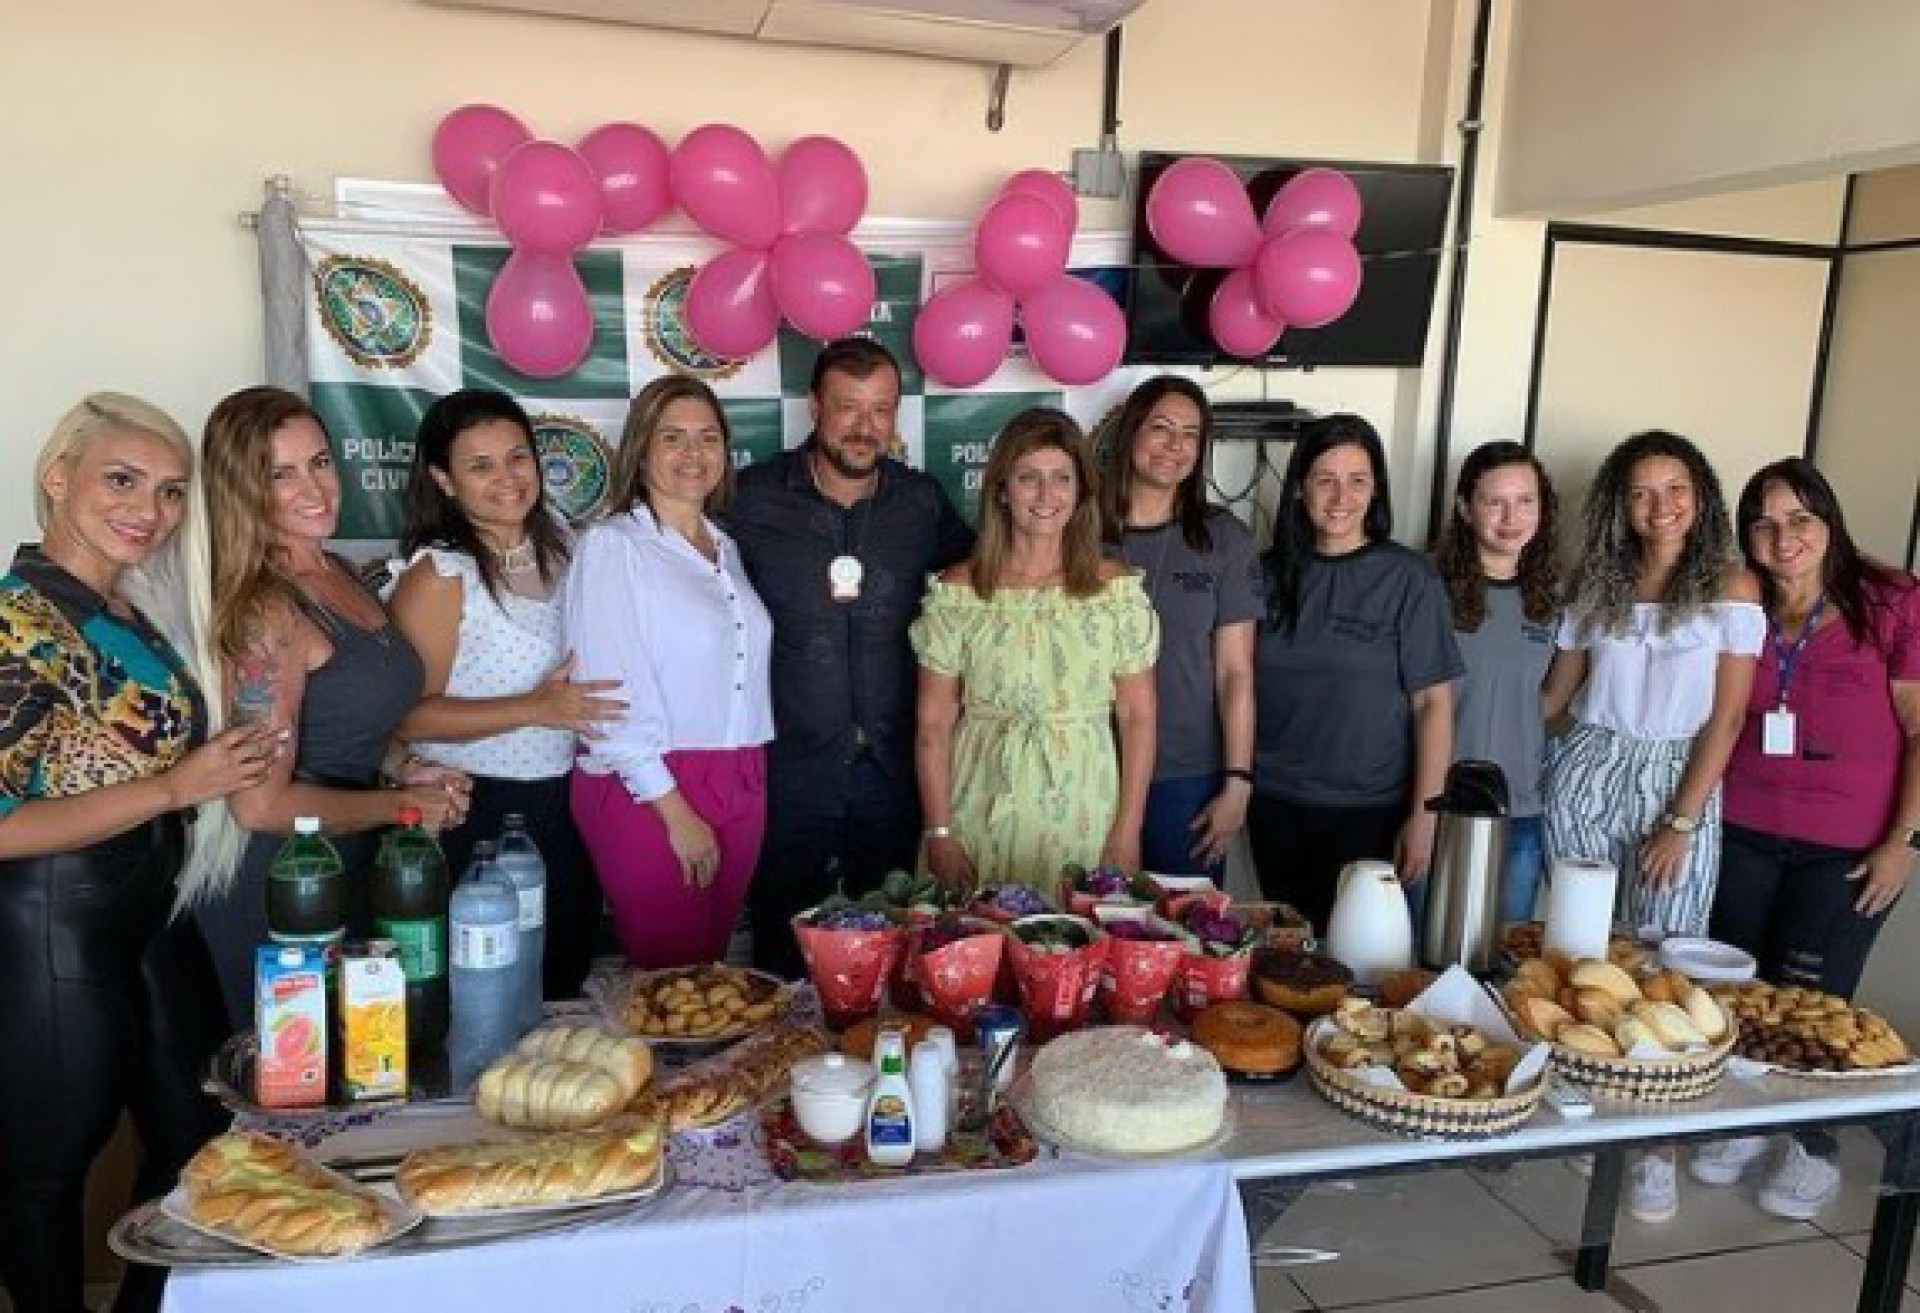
1305,983,1548,1140
1502,958,1734,1100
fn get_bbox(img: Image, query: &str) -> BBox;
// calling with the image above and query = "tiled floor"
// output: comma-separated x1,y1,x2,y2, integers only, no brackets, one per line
1252,1128,1917,1310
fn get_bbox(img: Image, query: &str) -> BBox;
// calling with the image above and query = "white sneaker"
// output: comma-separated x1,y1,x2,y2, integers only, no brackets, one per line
1757,1140,1842,1221
1626,1149,1679,1223
1690,1135,1771,1186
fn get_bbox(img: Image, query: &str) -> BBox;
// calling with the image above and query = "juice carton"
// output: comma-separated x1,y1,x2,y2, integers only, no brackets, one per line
255,943,328,1109
340,941,409,1102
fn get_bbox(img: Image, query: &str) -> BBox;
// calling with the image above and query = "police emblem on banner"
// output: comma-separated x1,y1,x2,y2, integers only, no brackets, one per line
313,255,432,369
639,268,745,381
532,414,613,524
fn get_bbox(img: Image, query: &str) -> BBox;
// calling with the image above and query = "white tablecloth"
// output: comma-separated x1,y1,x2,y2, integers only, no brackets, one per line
161,1107,1255,1313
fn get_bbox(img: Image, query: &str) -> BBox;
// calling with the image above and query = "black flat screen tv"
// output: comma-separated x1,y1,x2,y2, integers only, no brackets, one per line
1125,152,1455,369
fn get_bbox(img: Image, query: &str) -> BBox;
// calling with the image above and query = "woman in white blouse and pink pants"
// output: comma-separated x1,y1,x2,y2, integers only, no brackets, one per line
565,377,773,968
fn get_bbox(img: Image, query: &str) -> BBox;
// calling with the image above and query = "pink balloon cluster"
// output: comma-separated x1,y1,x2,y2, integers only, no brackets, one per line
433,105,674,377
1145,161,1365,358
914,171,1125,388
673,126,876,358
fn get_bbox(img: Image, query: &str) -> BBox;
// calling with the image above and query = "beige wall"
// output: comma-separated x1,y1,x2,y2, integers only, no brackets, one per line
0,0,1441,552
1499,0,1920,216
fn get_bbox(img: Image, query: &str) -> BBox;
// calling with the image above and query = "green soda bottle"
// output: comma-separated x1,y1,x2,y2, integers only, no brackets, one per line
371,806,452,1056
266,816,346,964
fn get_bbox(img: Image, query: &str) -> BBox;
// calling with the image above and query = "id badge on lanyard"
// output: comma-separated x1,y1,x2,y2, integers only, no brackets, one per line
1764,597,1823,757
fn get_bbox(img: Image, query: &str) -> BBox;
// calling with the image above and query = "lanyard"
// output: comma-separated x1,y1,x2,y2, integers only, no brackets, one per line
1770,594,1826,709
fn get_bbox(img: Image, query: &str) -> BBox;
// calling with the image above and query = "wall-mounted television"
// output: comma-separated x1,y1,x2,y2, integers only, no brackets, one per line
1125,152,1455,369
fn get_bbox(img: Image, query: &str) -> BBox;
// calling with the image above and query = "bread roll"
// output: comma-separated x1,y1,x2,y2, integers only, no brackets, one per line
1557,1023,1623,1058
517,1025,653,1100
476,1055,628,1130
1517,996,1574,1040
1614,1016,1661,1053
1574,989,1626,1030
1569,960,1641,1004
1683,985,1729,1041
1634,1000,1707,1049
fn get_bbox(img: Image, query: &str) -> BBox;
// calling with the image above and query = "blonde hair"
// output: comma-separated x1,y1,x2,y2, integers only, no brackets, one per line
969,408,1104,600
609,376,735,517
174,385,322,910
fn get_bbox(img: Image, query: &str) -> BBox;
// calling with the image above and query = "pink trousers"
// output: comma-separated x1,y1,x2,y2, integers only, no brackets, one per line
570,748,766,969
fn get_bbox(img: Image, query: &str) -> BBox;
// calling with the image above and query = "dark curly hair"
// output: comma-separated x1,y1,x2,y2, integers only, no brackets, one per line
1434,441,1561,630
1736,457,1912,655
1261,413,1392,634
1566,429,1735,639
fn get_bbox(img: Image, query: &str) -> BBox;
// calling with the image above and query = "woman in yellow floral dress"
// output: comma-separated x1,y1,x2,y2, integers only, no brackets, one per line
912,409,1158,891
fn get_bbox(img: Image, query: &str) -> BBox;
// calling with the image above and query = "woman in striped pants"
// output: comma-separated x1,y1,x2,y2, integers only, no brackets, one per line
1541,430,1763,1222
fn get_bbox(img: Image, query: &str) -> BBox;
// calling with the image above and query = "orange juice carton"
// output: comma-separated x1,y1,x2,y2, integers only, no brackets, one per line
255,944,328,1109
340,941,409,1102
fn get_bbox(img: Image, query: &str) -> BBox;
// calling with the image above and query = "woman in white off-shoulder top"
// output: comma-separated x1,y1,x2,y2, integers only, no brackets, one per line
1542,431,1763,940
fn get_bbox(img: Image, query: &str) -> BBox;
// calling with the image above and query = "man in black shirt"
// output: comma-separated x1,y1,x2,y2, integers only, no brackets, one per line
727,338,974,976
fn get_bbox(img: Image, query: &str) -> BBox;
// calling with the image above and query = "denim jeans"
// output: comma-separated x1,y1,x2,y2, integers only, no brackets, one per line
1502,814,1546,925
1708,821,1893,1000
1141,774,1226,879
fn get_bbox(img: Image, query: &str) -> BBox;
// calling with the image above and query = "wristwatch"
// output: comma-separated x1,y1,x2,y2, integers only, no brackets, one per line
1903,825,1920,853
924,825,955,841
1660,812,1701,835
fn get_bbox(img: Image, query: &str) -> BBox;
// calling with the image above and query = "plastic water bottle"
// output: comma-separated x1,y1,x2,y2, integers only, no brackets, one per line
494,814,547,1026
446,841,521,1087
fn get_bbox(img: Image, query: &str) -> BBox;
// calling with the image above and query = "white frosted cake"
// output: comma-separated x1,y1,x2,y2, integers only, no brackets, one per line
1026,1026,1228,1154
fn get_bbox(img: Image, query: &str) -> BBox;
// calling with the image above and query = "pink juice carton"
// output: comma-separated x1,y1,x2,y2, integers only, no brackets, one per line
256,943,329,1109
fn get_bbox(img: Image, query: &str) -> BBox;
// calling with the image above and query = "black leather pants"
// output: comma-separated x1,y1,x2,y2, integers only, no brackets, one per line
0,816,229,1313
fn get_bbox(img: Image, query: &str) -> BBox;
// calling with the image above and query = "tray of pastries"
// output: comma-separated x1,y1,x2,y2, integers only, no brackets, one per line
634,1021,832,1131
1305,996,1544,1139
160,1132,420,1261
1502,959,1734,1100
395,1117,667,1217
1709,981,1916,1077
593,963,792,1047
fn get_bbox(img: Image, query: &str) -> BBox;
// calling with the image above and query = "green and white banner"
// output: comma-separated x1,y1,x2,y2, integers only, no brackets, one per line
298,216,1141,540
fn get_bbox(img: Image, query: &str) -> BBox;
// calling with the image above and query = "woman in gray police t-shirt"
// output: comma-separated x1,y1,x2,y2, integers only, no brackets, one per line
1433,441,1562,924
1100,378,1264,879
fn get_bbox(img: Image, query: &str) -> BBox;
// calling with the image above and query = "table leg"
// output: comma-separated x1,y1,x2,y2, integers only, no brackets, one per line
1859,1118,1920,1313
1573,1146,1626,1292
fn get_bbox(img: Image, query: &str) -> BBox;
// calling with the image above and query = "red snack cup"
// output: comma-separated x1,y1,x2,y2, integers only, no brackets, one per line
1168,950,1252,1023
910,919,1006,1042
1005,915,1108,1042
791,915,906,1033
1100,934,1186,1025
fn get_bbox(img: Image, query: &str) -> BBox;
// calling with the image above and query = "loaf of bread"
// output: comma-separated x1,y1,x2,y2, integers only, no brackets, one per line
637,1022,831,1130
180,1132,390,1257
515,1025,654,1099
476,1056,628,1130
396,1119,663,1214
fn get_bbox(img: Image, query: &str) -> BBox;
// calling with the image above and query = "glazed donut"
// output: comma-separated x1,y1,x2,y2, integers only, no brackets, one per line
1191,1001,1302,1076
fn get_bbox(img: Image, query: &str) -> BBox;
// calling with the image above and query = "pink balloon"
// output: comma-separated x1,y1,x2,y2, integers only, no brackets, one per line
1022,275,1126,386
1000,168,1078,233
485,251,594,378
1209,268,1287,358
769,234,876,341
491,141,604,256
1145,157,1261,269
912,278,1015,388
1254,229,1363,329
685,249,780,358
577,122,671,236
1262,167,1364,240
432,104,532,216
974,192,1071,298
776,136,869,237
670,124,781,250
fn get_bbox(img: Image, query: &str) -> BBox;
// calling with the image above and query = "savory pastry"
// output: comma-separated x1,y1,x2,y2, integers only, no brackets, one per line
1712,980,1911,1071
619,964,786,1040
1191,1000,1303,1076
1316,999,1520,1099
638,1022,831,1130
475,1055,628,1131
180,1132,389,1257
515,1025,653,1099
396,1119,663,1214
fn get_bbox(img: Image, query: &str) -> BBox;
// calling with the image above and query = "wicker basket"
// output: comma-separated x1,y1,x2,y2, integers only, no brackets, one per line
1304,1019,1546,1140
1547,1030,1734,1101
